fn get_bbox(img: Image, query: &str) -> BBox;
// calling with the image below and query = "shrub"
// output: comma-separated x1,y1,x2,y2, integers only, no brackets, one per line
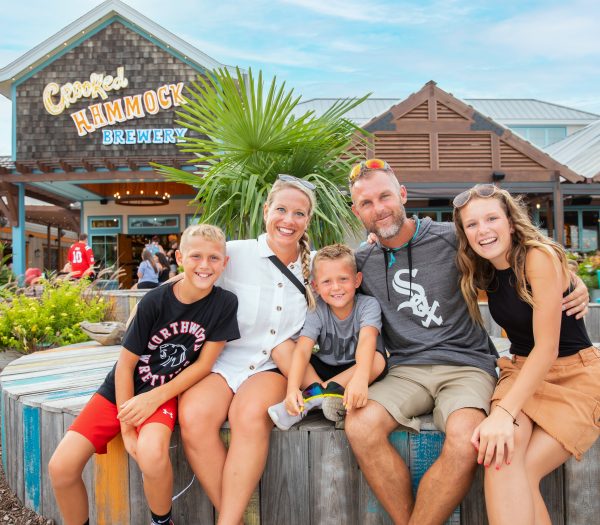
0,278,110,353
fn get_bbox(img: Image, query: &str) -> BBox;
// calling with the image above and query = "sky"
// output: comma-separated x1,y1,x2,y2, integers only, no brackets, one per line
1,0,600,155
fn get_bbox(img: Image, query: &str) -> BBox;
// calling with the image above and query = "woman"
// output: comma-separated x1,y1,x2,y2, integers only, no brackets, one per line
453,184,600,525
155,251,171,283
178,175,316,525
136,248,159,289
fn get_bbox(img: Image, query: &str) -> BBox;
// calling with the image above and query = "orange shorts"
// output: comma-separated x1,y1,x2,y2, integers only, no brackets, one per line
492,346,600,460
69,393,178,454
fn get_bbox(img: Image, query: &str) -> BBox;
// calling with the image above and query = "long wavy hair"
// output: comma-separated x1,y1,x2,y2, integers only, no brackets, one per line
453,186,569,325
265,178,317,310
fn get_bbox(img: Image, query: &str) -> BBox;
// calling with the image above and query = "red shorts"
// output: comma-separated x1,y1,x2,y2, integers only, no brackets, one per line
69,393,178,454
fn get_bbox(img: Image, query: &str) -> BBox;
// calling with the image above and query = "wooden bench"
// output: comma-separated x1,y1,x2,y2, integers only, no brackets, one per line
2,341,599,525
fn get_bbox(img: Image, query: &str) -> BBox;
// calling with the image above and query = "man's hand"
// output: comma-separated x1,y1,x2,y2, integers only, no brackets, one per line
563,273,589,319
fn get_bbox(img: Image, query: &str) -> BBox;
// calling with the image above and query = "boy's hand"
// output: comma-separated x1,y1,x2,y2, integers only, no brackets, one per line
284,389,304,416
344,374,369,412
121,427,138,460
118,390,162,427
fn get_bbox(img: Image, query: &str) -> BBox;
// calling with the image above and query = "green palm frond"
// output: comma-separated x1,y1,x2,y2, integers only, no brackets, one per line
152,67,371,246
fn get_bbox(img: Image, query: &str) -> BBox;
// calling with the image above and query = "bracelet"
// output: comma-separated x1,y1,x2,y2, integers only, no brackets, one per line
496,404,519,427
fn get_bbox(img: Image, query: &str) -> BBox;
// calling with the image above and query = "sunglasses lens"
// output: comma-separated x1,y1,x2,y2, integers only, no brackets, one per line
477,184,496,197
364,159,386,169
349,164,362,181
278,174,315,190
452,191,471,208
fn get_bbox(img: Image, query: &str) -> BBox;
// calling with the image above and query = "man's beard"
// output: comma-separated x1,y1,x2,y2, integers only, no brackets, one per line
370,210,405,240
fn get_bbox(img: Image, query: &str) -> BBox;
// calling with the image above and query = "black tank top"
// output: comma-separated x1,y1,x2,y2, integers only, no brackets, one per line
487,267,592,357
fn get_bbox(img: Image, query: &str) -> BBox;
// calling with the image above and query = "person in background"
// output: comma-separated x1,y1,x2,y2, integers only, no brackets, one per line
137,248,159,290
146,235,165,256
453,184,600,525
24,267,43,286
155,252,171,283
68,233,95,279
166,239,179,277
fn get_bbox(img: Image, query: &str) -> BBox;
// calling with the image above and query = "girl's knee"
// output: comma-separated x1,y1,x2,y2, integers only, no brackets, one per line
48,451,84,488
136,436,171,475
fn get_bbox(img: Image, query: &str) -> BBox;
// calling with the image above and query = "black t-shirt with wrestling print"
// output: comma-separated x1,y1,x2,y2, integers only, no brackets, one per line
97,283,240,404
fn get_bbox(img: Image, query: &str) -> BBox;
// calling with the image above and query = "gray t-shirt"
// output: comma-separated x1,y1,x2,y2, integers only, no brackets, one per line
300,294,383,366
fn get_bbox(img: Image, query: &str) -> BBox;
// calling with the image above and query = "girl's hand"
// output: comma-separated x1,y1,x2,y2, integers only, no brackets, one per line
284,389,304,416
471,408,516,470
121,427,138,460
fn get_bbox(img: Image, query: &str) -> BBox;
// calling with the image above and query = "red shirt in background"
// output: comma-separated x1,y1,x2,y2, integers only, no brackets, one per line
68,241,95,278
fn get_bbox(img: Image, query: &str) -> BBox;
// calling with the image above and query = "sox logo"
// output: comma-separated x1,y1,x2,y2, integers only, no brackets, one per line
392,268,443,327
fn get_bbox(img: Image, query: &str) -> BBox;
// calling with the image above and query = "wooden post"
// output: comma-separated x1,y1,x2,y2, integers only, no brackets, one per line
553,177,565,245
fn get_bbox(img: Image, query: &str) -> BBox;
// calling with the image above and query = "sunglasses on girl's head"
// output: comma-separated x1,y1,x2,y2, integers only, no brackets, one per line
349,158,392,185
278,174,316,191
452,184,499,209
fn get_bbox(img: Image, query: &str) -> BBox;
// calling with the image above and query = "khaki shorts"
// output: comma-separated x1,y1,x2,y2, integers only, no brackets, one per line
368,364,496,433
492,347,600,460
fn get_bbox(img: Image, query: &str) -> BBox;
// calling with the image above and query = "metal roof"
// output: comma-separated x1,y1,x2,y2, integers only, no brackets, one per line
293,97,600,127
545,120,600,180
0,0,238,99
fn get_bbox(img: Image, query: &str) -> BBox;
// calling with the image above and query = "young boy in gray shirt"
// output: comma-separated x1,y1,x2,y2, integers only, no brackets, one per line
268,244,387,430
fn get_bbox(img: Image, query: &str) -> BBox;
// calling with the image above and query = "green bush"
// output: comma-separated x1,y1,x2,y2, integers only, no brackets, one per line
0,278,109,353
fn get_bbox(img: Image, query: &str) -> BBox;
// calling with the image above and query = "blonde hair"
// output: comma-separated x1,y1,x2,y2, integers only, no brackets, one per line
265,178,317,310
453,186,569,325
313,243,357,276
179,223,226,253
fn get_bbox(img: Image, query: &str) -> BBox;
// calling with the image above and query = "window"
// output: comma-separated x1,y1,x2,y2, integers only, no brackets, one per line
88,216,122,234
406,208,453,222
128,215,179,234
509,126,567,148
90,235,118,268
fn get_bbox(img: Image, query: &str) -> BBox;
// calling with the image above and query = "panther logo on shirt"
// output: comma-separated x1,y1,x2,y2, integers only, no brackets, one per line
159,343,188,368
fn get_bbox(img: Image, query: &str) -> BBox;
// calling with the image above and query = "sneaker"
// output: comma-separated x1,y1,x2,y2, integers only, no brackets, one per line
268,400,309,430
302,382,326,411
321,381,346,422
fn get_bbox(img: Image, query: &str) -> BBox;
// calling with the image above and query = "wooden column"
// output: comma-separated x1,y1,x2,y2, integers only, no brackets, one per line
46,225,52,271
553,177,565,245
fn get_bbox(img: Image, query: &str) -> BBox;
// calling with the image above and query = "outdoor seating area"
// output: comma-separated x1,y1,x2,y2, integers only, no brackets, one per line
2,309,599,525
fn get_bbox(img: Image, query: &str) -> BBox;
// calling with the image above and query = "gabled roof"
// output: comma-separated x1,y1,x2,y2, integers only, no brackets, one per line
0,0,237,98
360,81,584,184
294,97,600,127
545,120,600,182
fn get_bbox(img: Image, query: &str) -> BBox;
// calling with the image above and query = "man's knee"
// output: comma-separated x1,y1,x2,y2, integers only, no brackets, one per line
346,401,393,445
443,408,484,460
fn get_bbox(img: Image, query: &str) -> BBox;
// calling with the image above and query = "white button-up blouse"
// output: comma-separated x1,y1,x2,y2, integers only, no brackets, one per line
212,234,309,392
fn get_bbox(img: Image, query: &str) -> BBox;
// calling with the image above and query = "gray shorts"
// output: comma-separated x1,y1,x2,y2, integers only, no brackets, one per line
368,364,496,433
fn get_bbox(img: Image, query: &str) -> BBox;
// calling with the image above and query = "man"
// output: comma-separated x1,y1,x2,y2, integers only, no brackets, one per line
68,233,95,279
345,159,589,525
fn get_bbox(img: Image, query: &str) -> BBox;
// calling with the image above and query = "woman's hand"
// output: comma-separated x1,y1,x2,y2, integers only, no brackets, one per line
471,408,516,470
284,389,304,416
366,233,379,245
118,390,162,427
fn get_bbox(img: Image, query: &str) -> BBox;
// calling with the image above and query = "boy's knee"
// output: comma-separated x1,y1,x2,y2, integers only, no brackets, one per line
136,437,170,475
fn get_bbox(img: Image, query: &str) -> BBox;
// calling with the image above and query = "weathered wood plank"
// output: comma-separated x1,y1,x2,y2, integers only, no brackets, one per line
170,426,214,524
128,453,149,525
261,430,309,525
40,409,64,524
22,404,41,512
13,395,25,502
540,466,564,525
94,435,130,525
1,387,8,474
564,439,600,525
310,428,359,525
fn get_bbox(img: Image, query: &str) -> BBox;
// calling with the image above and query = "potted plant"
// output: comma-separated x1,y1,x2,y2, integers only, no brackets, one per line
577,253,600,303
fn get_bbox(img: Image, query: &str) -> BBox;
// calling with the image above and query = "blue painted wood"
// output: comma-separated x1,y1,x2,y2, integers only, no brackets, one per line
23,404,41,512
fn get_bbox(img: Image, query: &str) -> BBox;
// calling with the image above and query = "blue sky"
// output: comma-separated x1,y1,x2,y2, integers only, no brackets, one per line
1,0,600,155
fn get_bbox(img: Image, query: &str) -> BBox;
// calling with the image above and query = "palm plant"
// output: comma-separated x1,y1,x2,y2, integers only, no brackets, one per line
153,67,371,246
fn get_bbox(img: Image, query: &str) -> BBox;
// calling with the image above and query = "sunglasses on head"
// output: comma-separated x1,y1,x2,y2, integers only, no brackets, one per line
278,174,316,191
349,158,392,185
452,184,499,209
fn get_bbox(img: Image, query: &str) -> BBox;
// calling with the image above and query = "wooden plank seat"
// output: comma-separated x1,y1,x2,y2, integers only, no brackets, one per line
2,341,599,525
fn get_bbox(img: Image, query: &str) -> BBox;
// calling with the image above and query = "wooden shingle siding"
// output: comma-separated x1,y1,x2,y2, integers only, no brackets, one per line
374,134,430,169
402,101,429,120
436,101,469,120
500,141,545,168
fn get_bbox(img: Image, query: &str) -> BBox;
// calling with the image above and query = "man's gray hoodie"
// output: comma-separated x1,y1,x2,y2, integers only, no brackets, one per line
356,216,498,377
